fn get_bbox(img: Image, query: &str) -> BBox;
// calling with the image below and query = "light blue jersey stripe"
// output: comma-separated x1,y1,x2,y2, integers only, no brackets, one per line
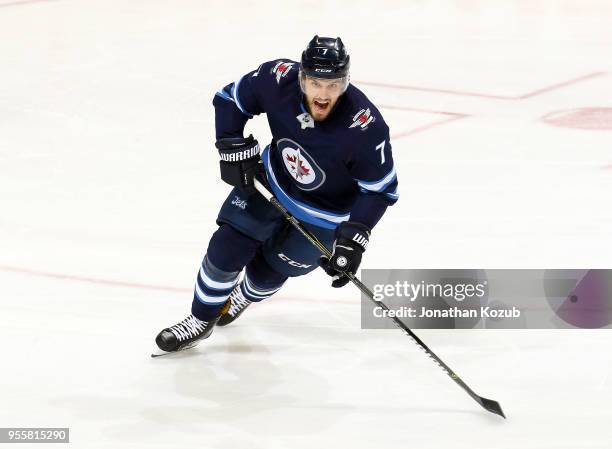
261,146,350,230
355,167,397,192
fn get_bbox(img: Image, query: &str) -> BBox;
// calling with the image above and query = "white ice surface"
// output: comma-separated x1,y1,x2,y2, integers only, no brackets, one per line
1,1,612,448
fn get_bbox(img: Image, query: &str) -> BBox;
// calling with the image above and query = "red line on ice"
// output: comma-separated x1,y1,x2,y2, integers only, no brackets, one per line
519,72,606,99
355,72,606,101
378,104,464,116
391,114,467,140
377,104,469,140
0,265,356,304
0,264,189,293
357,80,513,100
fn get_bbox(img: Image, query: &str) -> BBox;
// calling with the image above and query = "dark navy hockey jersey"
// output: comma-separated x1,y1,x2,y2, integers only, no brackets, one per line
213,59,399,230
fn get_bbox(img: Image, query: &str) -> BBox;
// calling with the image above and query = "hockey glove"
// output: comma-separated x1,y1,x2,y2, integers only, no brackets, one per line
318,221,370,288
217,135,263,194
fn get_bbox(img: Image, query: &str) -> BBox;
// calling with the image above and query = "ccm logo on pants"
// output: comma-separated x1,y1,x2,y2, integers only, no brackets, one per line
277,253,312,269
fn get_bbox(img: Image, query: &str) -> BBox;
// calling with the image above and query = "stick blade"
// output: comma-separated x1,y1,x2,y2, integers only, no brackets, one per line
478,396,506,418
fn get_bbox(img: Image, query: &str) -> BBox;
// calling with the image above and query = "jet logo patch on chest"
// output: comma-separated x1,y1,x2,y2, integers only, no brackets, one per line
278,138,326,191
349,108,375,130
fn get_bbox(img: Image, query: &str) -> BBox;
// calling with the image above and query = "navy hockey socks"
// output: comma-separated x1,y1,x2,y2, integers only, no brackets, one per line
191,224,260,321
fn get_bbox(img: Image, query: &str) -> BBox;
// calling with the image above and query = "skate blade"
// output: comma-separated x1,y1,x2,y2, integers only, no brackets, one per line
150,341,200,358
151,351,174,358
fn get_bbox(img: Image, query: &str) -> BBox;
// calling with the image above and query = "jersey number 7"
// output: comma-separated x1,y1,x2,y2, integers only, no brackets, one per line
375,140,386,165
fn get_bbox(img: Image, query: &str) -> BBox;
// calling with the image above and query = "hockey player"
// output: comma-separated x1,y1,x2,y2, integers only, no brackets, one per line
155,36,399,353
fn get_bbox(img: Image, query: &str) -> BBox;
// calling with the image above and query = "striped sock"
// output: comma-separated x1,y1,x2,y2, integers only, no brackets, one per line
240,272,285,302
191,254,240,321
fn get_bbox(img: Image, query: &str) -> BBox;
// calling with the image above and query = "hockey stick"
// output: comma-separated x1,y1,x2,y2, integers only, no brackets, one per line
253,179,506,418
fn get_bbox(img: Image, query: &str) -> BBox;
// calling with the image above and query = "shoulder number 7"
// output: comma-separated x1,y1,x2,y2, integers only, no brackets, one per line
375,140,386,165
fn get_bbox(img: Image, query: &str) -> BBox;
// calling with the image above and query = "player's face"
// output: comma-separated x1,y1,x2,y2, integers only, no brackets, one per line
302,76,345,121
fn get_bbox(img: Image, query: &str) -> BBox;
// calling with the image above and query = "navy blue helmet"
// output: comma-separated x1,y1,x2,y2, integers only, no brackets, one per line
300,35,350,79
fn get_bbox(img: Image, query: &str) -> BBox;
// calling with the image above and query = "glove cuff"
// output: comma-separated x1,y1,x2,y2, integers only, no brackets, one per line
336,221,371,252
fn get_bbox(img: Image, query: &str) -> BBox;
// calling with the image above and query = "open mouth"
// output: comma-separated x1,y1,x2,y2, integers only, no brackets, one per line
312,99,330,113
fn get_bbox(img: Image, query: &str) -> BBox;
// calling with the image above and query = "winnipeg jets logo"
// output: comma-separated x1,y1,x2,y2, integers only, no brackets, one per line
296,112,314,129
349,108,375,130
231,195,247,210
271,61,294,84
278,138,326,191
284,149,312,181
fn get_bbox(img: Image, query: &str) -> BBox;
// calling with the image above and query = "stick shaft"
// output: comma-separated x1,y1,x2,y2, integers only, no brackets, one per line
253,179,505,417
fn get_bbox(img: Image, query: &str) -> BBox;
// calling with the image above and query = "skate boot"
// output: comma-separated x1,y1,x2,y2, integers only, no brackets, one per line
155,311,224,353
217,286,252,326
